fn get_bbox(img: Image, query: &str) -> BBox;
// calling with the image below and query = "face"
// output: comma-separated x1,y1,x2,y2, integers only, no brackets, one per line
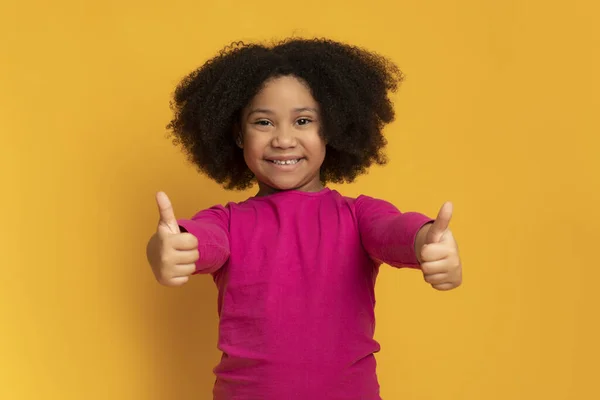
239,75,326,195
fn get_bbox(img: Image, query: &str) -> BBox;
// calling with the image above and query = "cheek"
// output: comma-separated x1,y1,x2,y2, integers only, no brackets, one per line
307,135,326,159
242,136,266,166
243,146,259,167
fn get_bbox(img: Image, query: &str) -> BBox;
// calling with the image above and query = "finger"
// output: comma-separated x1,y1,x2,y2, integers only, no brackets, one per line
425,201,453,244
432,282,456,291
166,276,189,287
171,233,199,251
424,272,448,285
420,243,451,263
174,249,199,265
421,259,450,275
156,191,180,235
171,263,196,277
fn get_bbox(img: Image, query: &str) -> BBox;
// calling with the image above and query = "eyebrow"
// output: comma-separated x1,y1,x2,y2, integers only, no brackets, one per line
247,107,319,116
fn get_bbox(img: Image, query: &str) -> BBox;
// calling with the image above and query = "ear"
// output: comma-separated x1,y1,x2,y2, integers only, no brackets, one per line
232,123,243,149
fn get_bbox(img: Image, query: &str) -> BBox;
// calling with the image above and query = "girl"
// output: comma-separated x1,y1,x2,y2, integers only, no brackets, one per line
146,38,462,400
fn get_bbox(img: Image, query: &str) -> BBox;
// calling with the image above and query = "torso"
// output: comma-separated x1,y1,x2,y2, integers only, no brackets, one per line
211,188,382,400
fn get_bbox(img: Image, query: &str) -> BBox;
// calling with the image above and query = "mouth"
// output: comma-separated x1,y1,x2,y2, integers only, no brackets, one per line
266,157,305,166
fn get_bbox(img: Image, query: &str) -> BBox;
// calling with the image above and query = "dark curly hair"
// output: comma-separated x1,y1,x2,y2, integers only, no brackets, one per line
166,38,404,190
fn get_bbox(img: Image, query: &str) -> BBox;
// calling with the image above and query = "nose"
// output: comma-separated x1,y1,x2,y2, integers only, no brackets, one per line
271,126,297,149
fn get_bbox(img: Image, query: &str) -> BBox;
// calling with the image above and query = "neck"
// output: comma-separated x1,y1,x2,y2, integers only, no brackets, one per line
256,180,324,197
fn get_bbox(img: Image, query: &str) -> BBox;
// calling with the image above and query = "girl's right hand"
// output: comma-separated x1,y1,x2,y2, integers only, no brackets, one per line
146,192,199,287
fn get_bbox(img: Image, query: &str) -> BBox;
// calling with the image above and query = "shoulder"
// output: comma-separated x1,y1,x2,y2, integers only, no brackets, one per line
187,201,235,225
342,193,401,216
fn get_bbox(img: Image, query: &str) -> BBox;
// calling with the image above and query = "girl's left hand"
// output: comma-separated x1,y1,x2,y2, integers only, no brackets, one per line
418,202,462,291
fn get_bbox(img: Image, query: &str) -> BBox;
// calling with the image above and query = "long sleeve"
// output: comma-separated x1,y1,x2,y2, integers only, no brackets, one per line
177,205,231,274
355,195,433,268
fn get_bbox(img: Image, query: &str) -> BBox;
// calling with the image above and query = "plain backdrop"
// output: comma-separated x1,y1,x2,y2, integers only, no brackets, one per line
1,0,599,399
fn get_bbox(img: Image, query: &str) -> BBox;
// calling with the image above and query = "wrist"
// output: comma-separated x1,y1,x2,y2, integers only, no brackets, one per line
415,222,433,264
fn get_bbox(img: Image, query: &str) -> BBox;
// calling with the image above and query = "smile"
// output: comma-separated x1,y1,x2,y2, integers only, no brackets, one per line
270,159,302,165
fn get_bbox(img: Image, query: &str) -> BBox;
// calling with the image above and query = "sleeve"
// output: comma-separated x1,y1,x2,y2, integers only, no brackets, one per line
355,195,434,268
176,205,231,275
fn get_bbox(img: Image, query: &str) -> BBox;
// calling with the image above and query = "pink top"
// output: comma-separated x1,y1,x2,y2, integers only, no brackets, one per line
178,188,432,400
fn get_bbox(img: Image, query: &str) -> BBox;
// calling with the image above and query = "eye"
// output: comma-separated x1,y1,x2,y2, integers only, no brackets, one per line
296,118,312,126
254,120,272,126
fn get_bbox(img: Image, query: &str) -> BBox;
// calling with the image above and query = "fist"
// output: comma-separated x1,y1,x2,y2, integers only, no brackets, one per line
419,202,462,291
146,192,199,287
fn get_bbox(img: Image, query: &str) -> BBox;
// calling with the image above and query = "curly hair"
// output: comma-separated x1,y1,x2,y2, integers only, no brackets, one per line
166,38,404,190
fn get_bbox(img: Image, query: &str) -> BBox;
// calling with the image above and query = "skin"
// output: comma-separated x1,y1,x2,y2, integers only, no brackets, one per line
146,191,198,287
415,202,462,291
147,75,462,290
237,75,326,197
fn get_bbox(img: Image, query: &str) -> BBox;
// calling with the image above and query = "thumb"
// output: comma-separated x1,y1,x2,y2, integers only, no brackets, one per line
425,201,453,244
156,191,181,235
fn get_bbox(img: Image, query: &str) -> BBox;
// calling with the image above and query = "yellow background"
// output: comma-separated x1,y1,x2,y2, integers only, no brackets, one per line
2,0,598,398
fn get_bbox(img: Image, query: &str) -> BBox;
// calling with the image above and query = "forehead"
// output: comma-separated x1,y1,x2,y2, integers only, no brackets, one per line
248,75,318,108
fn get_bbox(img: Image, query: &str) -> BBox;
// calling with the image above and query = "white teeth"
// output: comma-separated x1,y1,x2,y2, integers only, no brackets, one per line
272,159,300,165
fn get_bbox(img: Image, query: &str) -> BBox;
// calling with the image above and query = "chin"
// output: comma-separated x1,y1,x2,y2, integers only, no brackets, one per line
264,178,305,191
269,182,301,191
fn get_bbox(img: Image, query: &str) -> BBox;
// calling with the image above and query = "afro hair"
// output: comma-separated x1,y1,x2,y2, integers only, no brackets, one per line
166,38,404,190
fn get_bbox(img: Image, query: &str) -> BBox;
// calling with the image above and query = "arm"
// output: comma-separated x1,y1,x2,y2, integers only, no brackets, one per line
355,195,434,268
177,205,231,275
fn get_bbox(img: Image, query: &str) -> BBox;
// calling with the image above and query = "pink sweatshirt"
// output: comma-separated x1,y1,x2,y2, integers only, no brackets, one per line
177,188,432,400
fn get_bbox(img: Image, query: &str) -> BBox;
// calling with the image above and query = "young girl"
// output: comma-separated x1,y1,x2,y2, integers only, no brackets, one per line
146,38,462,400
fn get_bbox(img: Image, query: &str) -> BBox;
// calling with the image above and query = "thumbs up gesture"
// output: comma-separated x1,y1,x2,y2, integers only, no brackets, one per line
418,202,462,291
146,192,199,287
